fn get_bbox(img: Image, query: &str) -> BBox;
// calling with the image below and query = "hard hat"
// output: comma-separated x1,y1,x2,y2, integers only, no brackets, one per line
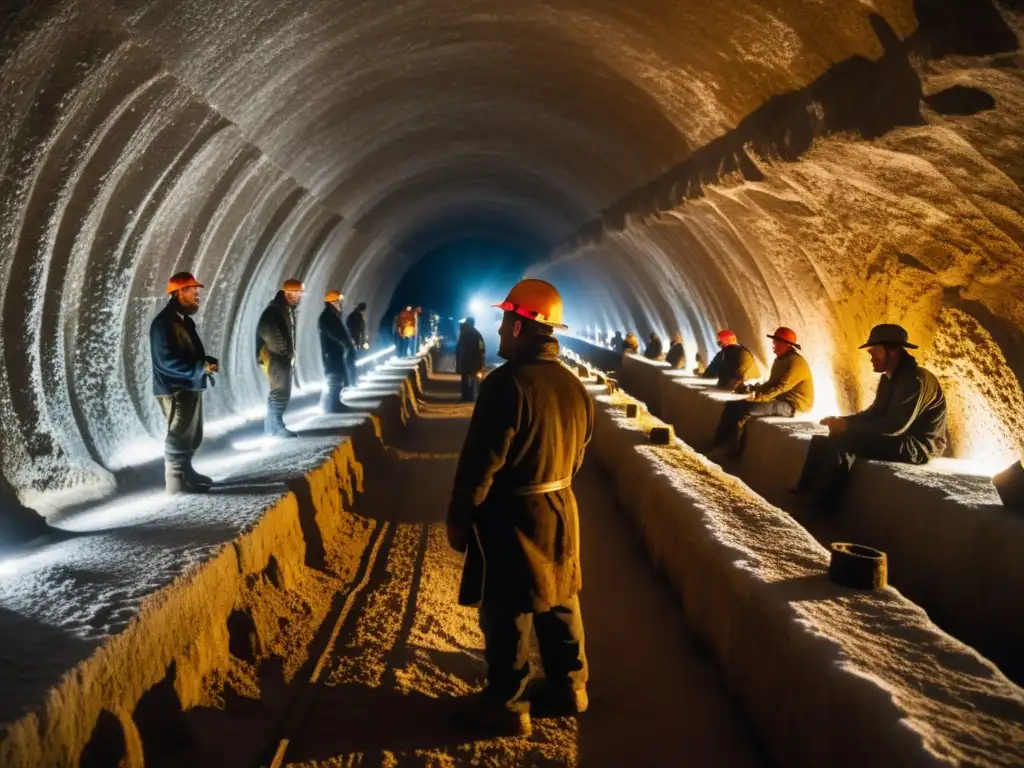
325,289,343,303
167,272,203,295
766,326,800,349
493,278,567,329
282,278,305,293
717,329,738,346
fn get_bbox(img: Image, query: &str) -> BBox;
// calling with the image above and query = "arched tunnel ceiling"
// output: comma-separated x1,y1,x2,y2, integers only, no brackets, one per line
0,0,1022,510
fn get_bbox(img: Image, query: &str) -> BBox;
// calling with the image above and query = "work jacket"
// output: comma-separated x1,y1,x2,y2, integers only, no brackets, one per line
846,354,947,457
150,298,211,395
623,334,639,355
256,291,297,366
704,343,758,391
749,348,814,412
665,342,686,370
395,310,417,339
447,336,594,613
346,309,367,348
456,323,486,375
644,335,664,360
319,302,353,375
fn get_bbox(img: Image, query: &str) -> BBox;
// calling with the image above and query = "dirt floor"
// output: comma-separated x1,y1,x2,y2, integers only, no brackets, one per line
179,355,768,767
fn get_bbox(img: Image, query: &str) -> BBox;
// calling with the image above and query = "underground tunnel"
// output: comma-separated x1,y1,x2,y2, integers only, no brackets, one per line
1,0,1023,765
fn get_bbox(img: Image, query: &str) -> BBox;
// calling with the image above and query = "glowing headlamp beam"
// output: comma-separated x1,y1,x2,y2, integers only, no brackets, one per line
356,345,397,367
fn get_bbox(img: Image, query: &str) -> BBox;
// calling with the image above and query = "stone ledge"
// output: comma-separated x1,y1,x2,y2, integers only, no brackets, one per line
0,355,430,767
584,384,1024,768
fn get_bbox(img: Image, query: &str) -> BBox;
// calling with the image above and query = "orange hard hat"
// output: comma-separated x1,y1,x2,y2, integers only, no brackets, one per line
717,329,738,346
325,289,343,303
282,278,305,293
166,272,203,295
767,326,800,349
494,278,567,329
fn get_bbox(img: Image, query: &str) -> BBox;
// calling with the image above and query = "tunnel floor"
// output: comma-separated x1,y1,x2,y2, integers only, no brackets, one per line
181,355,767,767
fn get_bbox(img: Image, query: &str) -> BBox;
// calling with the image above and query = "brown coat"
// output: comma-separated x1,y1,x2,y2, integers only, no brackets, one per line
447,336,594,613
748,348,815,412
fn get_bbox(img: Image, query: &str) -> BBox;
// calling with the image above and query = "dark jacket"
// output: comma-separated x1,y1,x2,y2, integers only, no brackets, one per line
456,323,486,375
447,336,594,613
150,298,210,396
256,291,296,364
346,308,367,348
319,302,352,375
643,335,664,360
749,348,814,412
665,341,686,370
704,344,758,391
845,354,947,457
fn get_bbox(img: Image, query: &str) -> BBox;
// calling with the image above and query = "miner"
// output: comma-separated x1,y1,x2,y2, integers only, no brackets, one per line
446,278,593,735
623,331,640,355
394,305,417,357
703,329,759,391
665,333,686,369
150,272,218,494
318,289,353,413
455,316,486,402
708,327,814,459
347,301,369,350
643,331,664,361
792,324,947,503
257,278,304,438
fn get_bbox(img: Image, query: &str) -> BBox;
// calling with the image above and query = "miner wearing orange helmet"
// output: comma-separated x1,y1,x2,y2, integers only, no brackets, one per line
446,278,593,735
702,328,759,391
394,305,417,357
150,272,219,494
708,327,815,459
318,289,354,413
256,278,304,437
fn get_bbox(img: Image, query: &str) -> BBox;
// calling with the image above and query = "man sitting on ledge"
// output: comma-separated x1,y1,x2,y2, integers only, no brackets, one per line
703,329,758,391
792,324,947,504
665,333,686,369
709,327,813,459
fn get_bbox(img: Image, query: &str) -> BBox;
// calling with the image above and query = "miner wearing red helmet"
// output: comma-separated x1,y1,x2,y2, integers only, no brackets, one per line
257,278,305,437
702,328,759,391
708,327,815,460
150,272,219,494
446,278,592,735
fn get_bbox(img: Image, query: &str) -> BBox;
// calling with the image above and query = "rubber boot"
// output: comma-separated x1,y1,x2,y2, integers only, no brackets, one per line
266,410,297,438
183,457,214,488
527,680,588,717
165,459,207,495
453,690,531,736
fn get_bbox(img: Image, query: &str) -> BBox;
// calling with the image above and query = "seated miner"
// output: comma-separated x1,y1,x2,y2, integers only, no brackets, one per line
643,332,664,360
708,327,813,458
703,329,759,391
792,324,948,503
665,333,686,369
623,331,640,355
446,278,593,734
692,351,706,376
257,278,304,438
150,272,218,494
318,289,353,413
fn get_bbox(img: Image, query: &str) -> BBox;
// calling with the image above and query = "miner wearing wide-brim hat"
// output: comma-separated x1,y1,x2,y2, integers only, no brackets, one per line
791,323,948,504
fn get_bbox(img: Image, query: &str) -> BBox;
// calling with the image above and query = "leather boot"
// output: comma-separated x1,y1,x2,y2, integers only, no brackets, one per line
183,458,214,488
165,459,207,495
267,411,297,438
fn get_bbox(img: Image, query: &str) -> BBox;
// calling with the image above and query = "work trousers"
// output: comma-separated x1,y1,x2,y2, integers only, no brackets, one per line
797,431,929,503
345,349,358,389
266,356,293,414
713,399,795,450
156,390,204,463
479,594,588,704
460,373,480,402
321,372,344,412
399,336,415,357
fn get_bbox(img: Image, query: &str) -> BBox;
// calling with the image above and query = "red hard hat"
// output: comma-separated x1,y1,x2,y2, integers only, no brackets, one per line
717,329,738,346
166,272,203,295
767,327,800,349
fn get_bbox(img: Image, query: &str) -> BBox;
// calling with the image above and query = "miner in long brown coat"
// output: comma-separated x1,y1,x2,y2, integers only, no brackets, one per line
446,278,594,735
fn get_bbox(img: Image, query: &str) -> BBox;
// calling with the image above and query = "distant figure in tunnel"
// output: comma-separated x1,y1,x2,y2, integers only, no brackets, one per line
257,279,304,438
622,331,639,355
346,301,369,350
665,333,687,369
455,317,486,402
643,331,664,361
394,305,417,357
446,278,593,735
318,289,353,413
704,329,758,391
150,272,218,494
792,324,948,504
709,327,813,459
611,331,624,352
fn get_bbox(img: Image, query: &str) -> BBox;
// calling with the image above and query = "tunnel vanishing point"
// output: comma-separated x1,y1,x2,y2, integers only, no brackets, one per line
1,0,1024,765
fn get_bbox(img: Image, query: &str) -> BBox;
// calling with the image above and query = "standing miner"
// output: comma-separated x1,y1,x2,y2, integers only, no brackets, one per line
257,278,304,438
446,278,594,735
394,305,417,357
319,289,353,413
150,272,218,494
455,316,486,402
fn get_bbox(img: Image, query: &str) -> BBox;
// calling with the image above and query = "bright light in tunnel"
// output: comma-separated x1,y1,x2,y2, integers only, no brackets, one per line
469,297,487,315
356,345,397,367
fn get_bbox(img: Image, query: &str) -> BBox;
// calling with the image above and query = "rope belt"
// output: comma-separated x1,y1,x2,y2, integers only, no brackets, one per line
508,477,573,496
